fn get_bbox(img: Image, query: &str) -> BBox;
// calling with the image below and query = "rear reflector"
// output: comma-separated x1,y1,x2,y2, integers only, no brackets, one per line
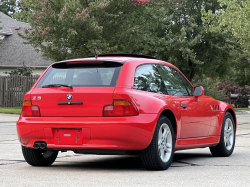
21,100,41,117
103,100,139,117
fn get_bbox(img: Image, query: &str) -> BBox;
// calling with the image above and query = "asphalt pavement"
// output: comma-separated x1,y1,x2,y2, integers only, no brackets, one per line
0,112,250,187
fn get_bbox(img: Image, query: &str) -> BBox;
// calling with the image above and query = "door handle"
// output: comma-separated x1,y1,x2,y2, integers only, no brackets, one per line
181,104,187,108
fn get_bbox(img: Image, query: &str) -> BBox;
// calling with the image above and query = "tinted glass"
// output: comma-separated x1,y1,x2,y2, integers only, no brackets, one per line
134,64,166,94
179,73,193,96
36,66,121,88
157,65,190,96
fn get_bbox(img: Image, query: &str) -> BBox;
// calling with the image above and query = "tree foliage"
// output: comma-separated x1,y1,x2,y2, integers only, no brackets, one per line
0,0,18,17
144,0,241,81
18,0,155,61
203,0,250,54
202,0,250,86
16,0,241,82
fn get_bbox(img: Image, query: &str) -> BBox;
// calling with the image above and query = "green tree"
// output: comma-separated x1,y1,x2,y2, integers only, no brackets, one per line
202,0,250,86
18,0,155,61
143,0,241,81
17,0,240,82
232,54,250,87
13,0,34,22
0,0,18,17
203,0,250,54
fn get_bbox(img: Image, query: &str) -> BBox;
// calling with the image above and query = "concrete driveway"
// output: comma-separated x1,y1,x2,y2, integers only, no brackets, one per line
0,112,250,187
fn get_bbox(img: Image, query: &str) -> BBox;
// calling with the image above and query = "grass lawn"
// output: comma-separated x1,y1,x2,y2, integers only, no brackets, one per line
234,108,250,112
0,107,22,114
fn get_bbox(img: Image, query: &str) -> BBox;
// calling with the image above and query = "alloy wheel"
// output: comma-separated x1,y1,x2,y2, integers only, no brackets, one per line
224,118,234,151
158,123,172,163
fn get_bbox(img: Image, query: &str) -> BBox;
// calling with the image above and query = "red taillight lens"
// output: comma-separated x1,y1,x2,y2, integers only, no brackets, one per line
21,100,41,117
103,100,139,117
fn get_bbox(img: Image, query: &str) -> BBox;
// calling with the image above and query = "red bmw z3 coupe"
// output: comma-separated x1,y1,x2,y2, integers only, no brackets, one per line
17,54,236,170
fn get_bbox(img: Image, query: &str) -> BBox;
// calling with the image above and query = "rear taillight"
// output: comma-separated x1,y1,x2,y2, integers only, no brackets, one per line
103,100,139,117
21,100,41,117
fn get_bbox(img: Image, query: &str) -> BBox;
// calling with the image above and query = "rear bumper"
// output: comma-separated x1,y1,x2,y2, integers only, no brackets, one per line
16,114,158,150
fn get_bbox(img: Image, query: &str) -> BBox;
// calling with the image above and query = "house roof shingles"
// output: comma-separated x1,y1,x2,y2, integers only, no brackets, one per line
0,12,52,67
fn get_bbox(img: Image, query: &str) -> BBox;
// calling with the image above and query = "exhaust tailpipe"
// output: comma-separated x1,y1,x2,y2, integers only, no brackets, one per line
34,142,47,149
34,142,41,149
40,142,47,149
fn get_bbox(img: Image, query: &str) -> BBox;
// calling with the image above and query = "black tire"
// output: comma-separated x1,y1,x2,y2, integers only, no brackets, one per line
209,112,236,157
22,145,58,166
140,116,175,170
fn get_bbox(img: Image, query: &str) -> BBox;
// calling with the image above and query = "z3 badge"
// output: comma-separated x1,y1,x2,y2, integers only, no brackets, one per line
32,96,42,100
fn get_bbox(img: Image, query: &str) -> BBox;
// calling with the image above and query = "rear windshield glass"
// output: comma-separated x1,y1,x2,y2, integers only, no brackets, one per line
36,64,122,88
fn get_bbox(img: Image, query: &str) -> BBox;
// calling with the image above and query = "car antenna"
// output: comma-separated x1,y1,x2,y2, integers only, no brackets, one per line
94,48,98,59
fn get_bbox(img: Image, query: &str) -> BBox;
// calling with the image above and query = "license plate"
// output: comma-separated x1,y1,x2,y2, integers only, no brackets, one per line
54,129,82,145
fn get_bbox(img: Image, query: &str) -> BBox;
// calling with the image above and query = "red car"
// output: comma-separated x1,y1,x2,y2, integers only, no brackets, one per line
17,54,236,170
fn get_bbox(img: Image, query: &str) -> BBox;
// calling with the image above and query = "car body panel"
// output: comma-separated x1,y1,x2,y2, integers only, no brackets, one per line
174,96,213,138
17,114,158,150
31,87,115,117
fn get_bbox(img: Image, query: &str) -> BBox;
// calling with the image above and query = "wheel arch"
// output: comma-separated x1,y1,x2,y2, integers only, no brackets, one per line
160,109,177,138
226,108,237,131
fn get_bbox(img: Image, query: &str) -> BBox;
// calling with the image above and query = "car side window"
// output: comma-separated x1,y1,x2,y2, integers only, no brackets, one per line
156,65,190,96
134,64,166,94
178,73,193,96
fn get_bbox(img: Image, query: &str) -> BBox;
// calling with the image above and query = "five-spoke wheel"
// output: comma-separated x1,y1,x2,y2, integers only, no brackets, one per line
158,123,172,163
224,118,234,151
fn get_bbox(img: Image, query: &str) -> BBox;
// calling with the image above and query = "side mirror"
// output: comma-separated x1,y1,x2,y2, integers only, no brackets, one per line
193,86,204,100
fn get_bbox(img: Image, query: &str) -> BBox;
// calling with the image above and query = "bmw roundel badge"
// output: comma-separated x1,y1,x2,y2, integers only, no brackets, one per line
67,94,72,100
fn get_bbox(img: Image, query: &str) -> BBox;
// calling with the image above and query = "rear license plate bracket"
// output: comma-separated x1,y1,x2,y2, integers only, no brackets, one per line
54,129,82,145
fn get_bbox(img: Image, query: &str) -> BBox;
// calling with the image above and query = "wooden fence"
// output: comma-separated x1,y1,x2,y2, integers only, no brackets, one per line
0,75,40,107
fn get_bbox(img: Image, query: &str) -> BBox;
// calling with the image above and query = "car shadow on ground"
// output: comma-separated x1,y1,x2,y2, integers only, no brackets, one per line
53,156,144,171
174,152,213,162
46,152,213,171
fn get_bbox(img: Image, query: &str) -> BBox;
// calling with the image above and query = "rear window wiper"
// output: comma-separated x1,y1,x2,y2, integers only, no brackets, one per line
42,84,73,89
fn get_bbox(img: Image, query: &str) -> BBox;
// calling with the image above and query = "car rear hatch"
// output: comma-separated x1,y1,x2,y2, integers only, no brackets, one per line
31,60,123,117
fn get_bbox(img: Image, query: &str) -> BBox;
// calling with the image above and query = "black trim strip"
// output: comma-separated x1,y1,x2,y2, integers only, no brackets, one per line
87,54,157,59
58,101,83,105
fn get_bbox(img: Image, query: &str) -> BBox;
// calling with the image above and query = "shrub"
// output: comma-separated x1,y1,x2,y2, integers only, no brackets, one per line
193,79,225,101
5,61,33,76
215,81,250,108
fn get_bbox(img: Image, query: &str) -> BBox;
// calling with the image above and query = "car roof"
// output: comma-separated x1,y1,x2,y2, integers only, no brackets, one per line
56,54,171,65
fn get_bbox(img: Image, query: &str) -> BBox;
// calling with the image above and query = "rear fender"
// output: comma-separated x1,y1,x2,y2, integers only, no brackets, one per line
113,88,180,140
